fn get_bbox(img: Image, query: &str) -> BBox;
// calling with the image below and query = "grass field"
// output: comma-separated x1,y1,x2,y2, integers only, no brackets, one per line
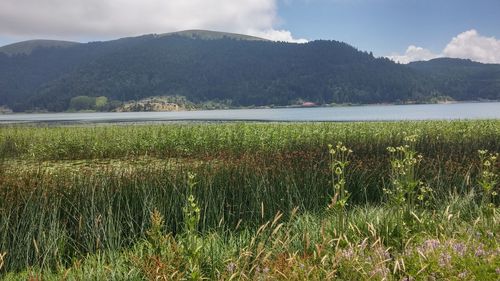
0,121,499,280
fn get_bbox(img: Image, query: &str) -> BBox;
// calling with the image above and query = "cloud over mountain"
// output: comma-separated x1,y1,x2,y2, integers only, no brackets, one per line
0,0,306,43
443,30,500,64
387,45,439,64
389,29,500,64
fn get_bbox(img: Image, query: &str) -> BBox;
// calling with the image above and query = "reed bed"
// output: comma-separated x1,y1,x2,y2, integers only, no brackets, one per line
1,121,499,160
0,120,498,280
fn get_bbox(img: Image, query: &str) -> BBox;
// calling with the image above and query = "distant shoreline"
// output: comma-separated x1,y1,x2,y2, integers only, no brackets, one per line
1,101,499,125
2,99,499,115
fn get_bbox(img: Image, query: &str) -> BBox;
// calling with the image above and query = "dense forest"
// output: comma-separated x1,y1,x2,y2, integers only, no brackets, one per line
408,58,500,101
1,30,499,112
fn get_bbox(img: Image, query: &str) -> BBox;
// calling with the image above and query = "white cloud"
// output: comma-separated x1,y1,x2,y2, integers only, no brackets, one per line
388,29,500,64
443,29,500,64
0,0,306,43
388,45,439,64
247,29,308,43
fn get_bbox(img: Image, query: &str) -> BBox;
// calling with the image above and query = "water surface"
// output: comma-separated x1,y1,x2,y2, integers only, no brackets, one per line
1,102,499,123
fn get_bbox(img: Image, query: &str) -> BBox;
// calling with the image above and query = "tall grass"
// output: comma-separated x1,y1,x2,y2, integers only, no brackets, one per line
3,196,498,280
0,120,498,278
1,121,498,160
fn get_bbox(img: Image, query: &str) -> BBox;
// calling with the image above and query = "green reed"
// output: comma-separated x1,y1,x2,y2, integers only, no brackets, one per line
0,120,498,275
1,121,499,161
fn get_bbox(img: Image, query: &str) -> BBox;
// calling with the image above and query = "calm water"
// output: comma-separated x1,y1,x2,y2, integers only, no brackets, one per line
1,102,500,123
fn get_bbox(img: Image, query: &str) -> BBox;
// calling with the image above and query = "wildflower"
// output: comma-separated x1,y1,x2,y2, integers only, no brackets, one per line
335,166,343,175
452,242,466,256
226,262,236,273
422,239,440,253
475,244,485,257
438,252,452,267
341,248,355,260
478,149,488,155
374,247,391,260
458,271,468,279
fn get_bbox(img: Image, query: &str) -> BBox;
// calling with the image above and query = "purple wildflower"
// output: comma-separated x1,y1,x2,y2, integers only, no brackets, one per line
422,239,440,253
475,244,485,257
452,242,467,256
438,252,452,267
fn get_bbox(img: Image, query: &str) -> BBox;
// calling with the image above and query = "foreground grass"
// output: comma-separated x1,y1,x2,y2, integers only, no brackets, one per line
3,197,499,280
0,121,499,279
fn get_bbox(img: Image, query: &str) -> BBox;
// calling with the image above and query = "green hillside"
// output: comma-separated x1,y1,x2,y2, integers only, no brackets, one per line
408,58,500,100
0,30,499,112
158,29,267,41
0,39,79,56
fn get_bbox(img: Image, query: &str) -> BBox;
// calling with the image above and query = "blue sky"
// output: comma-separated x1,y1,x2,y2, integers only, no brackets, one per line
1,0,499,63
277,0,500,55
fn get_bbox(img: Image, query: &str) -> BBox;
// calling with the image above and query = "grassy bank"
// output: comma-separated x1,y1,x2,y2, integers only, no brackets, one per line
0,121,498,280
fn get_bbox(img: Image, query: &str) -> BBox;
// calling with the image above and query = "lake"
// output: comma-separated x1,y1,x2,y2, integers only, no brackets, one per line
1,102,500,123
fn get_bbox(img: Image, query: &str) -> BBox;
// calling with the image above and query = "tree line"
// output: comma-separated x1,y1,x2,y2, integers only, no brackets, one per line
1,34,499,112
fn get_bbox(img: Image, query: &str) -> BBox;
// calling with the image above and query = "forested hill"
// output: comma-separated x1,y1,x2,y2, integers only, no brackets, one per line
408,58,500,101
0,30,499,112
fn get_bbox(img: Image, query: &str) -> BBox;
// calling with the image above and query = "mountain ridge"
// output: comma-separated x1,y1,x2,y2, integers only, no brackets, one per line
156,29,268,41
0,30,499,112
0,39,80,55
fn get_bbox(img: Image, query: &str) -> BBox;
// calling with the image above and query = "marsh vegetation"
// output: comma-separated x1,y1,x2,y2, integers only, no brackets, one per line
0,121,498,280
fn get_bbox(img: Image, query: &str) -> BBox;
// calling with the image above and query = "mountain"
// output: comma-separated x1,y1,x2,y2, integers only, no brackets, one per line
408,58,500,101
159,30,267,41
0,39,79,56
0,30,498,112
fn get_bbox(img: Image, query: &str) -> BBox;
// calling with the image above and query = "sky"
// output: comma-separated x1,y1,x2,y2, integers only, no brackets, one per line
1,0,499,63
